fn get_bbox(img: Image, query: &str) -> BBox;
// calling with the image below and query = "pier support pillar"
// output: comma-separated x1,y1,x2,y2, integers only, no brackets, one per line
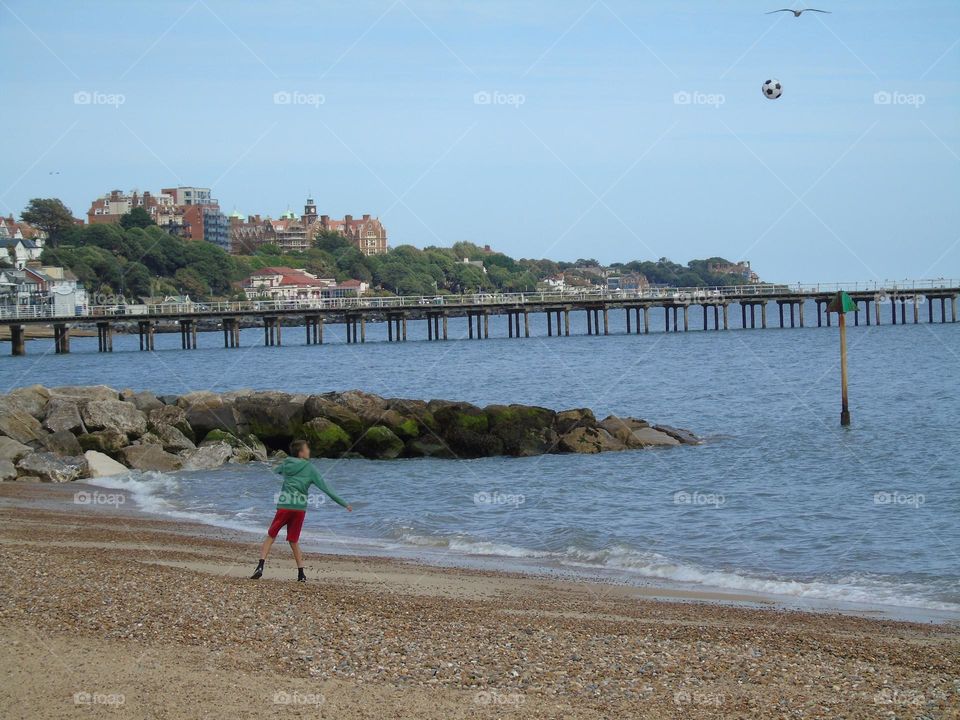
682,305,689,332
913,297,920,325
722,304,729,330
602,307,609,335
741,304,747,329
799,300,804,328
626,307,631,334
749,304,755,329
547,311,553,337
96,322,112,352
760,302,767,329
515,312,521,338
635,307,642,334
10,324,25,356
713,305,719,332
779,302,785,329
664,307,669,333
877,301,882,326
442,315,448,340
789,303,795,329
941,297,947,323
953,296,958,323
643,306,650,334
523,311,529,338
586,309,593,336
701,305,707,332
54,323,70,354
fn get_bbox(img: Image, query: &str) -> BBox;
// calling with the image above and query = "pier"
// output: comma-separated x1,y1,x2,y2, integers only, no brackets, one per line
1,280,956,356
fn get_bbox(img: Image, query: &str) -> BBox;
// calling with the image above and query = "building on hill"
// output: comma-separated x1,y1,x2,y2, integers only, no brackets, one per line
87,189,178,225
316,210,388,257
180,204,230,251
270,211,310,254
1,215,45,270
708,260,759,283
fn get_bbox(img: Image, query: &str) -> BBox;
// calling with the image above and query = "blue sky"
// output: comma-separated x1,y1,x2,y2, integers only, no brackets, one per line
1,0,958,283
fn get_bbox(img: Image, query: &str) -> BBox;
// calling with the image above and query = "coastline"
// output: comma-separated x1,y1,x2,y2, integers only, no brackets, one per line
1,483,958,719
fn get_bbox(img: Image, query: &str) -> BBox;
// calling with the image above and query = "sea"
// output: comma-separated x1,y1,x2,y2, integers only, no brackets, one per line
3,302,958,621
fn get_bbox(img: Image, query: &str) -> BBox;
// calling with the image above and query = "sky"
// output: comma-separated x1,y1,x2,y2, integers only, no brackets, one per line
1,0,958,283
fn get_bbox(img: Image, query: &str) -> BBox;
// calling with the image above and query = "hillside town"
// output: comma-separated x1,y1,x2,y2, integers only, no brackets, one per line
2,185,760,317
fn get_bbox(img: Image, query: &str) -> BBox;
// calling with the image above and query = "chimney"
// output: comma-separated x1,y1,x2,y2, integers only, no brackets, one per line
362,214,370,221
344,214,353,224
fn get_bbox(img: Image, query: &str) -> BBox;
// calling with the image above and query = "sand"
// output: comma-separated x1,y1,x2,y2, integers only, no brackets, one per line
0,483,957,719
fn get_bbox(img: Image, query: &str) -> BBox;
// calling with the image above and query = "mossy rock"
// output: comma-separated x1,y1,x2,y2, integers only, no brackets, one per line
555,408,598,435
431,401,488,434
485,404,558,457
303,396,365,437
355,425,404,459
77,430,128,458
441,427,504,458
301,418,351,458
203,429,267,462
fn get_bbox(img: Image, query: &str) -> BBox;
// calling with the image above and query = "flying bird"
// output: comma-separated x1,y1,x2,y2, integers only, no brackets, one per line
766,8,831,16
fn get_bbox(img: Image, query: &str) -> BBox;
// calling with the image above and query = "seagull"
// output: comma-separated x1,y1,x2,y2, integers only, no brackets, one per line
766,8,831,16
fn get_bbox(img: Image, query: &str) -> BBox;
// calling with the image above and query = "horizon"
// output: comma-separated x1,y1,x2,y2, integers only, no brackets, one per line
2,1,958,283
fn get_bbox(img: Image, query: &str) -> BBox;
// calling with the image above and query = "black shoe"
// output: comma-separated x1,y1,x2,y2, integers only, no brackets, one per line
250,568,263,580
297,570,307,583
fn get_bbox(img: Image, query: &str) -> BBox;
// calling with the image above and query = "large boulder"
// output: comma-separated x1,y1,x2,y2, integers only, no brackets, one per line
0,459,17,481
555,408,597,435
49,385,118,402
200,430,267,463
16,452,88,482
0,398,46,444
355,425,404,459
84,450,130,478
81,400,147,437
0,436,32,463
7,385,50,420
303,396,365,436
121,389,164,413
557,426,625,454
386,398,439,434
654,425,701,446
335,390,391,425
41,430,83,457
181,442,233,471
43,398,86,434
151,423,196,453
601,416,678,448
302,418,351,457
233,392,306,445
148,405,194,440
120,444,183,472
179,392,240,437
77,430,129,458
485,404,559,457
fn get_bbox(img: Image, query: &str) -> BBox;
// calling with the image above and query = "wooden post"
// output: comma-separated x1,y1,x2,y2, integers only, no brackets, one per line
442,315,448,340
682,305,688,332
547,311,553,336
713,305,719,331
563,309,570,336
779,302,785,328
941,297,947,324
361,317,366,343
760,302,767,329
702,305,707,332
643,306,649,334
913,296,919,324
586,309,592,336
839,311,850,426
741,304,747,329
626,307,631,334
602,307,609,335
722,304,729,330
523,311,529,338
953,296,958,323
402,316,407,341
799,301,805,328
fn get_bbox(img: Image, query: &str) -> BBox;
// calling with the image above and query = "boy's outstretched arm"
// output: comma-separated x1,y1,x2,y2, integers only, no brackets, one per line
310,468,352,511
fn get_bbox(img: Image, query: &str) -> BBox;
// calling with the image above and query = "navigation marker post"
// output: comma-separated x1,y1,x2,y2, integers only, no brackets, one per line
827,291,857,426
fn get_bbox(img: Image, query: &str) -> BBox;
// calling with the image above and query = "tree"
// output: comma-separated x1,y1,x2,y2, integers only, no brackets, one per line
314,229,351,253
119,206,155,229
21,198,76,247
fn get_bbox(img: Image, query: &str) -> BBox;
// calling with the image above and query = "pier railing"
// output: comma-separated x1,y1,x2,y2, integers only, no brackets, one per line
1,279,958,321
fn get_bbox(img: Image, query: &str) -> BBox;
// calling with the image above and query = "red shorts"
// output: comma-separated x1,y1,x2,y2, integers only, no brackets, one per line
267,509,306,543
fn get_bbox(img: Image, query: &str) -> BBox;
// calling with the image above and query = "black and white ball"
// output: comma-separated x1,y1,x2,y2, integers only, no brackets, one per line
762,79,782,99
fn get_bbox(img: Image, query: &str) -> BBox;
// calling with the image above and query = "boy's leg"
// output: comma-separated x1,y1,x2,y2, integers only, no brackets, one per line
252,511,288,579
290,542,306,582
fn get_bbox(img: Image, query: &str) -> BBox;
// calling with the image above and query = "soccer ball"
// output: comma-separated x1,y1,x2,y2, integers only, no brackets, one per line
762,79,782,99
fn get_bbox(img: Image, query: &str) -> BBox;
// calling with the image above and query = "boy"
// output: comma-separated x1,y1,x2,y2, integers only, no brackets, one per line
251,439,352,582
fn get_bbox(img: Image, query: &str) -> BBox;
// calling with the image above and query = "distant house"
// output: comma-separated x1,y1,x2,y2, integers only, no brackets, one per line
708,260,760,284
242,267,335,300
460,258,487,273
321,278,368,298
0,265,87,316
0,215,44,269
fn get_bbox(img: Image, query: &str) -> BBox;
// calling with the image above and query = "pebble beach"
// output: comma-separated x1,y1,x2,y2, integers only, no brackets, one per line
1,483,957,720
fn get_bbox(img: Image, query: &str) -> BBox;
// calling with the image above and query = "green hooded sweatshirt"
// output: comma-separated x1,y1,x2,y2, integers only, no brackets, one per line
274,457,348,511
